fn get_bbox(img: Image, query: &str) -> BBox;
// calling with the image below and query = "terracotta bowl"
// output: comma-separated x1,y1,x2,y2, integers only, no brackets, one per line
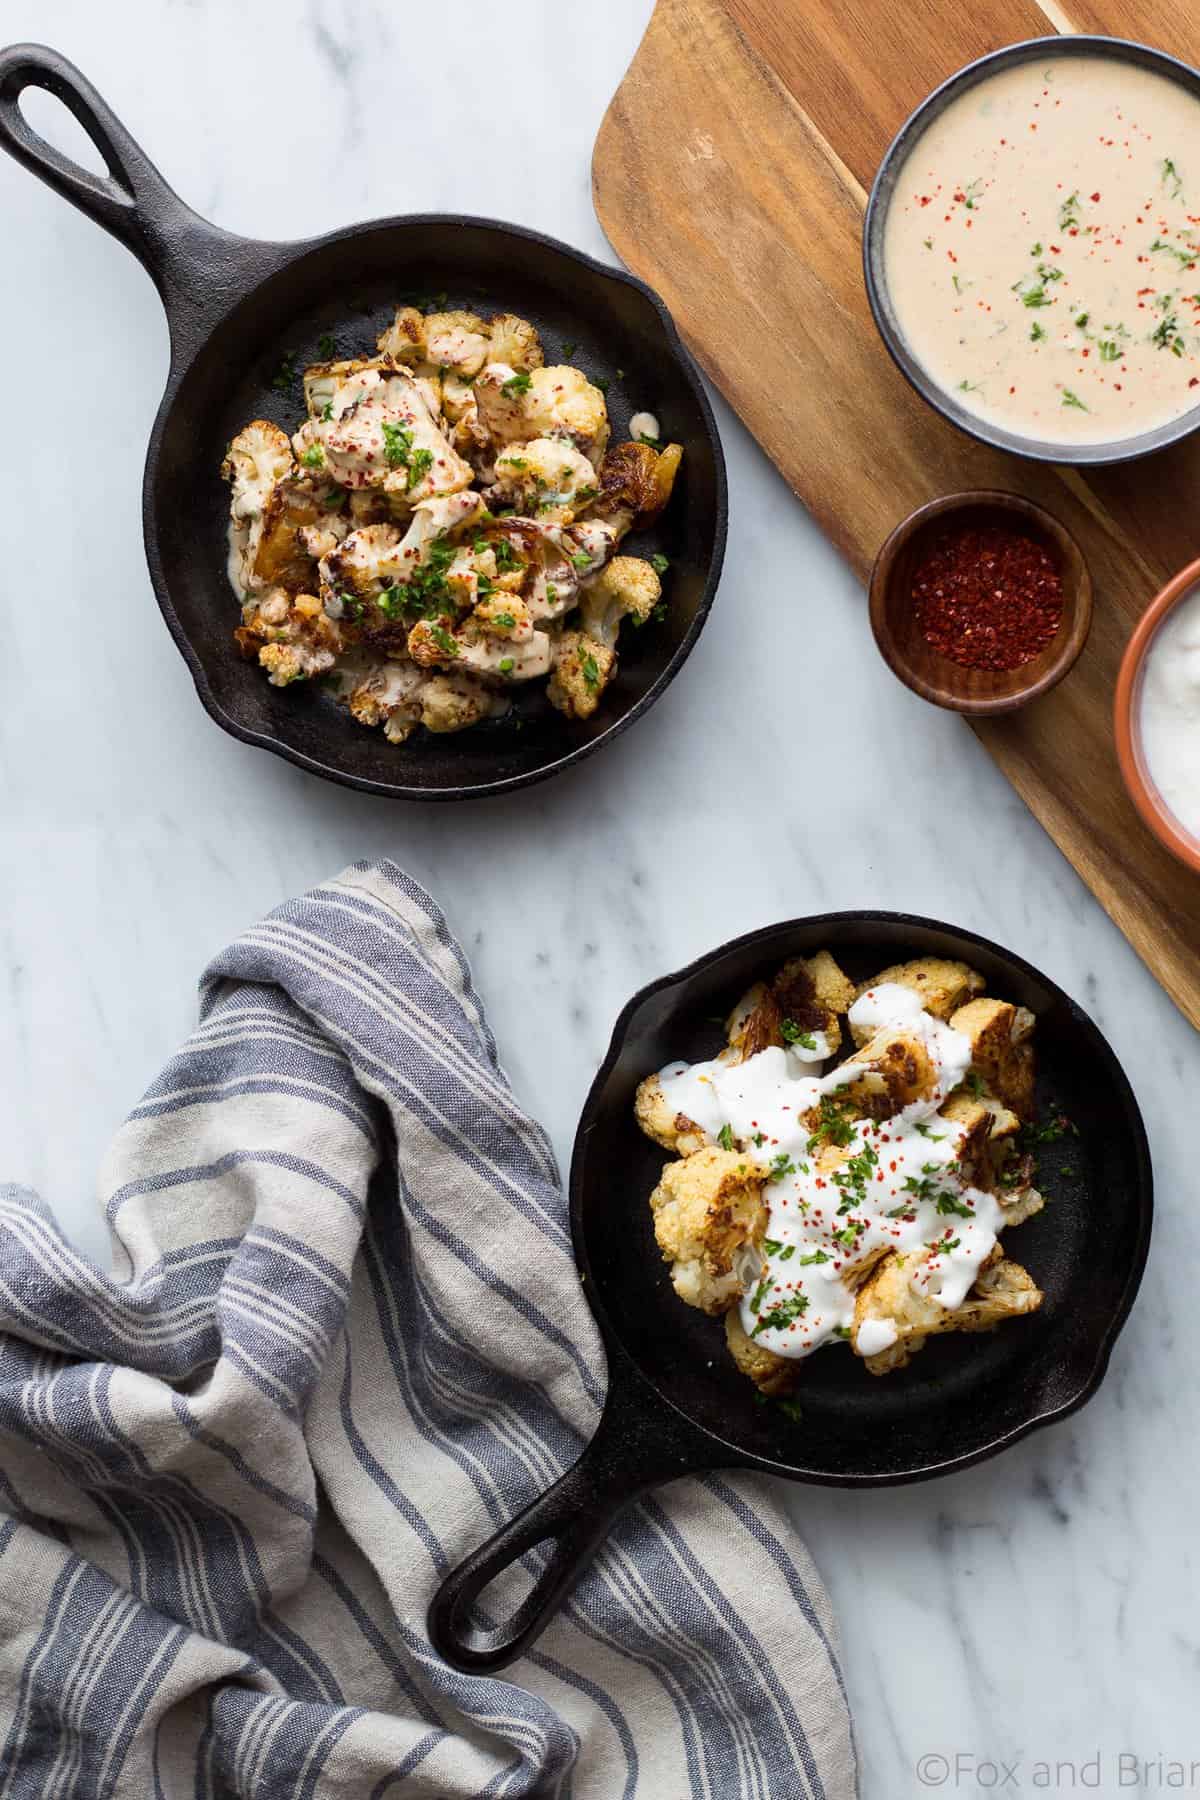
1115,558,1200,874
869,491,1093,716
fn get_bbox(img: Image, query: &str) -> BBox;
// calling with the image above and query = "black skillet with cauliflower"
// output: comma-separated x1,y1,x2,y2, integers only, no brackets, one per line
221,305,682,742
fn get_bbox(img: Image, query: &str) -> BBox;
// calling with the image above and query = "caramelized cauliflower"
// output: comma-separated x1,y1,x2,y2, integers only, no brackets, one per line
221,305,683,742
649,1147,767,1315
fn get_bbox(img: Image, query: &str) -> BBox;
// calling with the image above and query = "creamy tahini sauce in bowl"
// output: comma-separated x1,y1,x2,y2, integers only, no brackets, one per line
881,50,1200,447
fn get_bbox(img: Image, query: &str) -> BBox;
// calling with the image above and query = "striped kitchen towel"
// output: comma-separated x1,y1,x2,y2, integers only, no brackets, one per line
0,860,856,1798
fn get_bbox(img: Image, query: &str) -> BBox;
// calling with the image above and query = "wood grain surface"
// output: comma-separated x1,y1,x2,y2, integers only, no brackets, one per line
593,0,1200,1027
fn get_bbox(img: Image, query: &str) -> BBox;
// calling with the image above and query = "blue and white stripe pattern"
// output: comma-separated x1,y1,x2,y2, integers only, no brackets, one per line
0,862,856,1797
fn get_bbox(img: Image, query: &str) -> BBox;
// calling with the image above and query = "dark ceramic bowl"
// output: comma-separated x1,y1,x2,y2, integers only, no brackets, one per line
0,44,726,800
864,34,1200,466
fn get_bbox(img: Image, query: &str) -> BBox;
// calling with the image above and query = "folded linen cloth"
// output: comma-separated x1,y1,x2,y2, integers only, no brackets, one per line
0,860,856,1799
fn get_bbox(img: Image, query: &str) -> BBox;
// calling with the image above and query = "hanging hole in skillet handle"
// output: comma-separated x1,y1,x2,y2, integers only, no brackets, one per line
428,1374,714,1674
0,43,267,341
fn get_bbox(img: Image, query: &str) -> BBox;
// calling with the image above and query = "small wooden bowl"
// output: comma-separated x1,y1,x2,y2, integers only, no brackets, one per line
868,491,1093,716
1114,556,1200,874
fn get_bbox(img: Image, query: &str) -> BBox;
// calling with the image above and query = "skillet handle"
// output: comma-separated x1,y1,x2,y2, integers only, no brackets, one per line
0,43,262,328
428,1373,713,1674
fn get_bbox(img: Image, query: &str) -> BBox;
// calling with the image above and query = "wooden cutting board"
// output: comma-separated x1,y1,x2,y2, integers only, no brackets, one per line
593,0,1200,1028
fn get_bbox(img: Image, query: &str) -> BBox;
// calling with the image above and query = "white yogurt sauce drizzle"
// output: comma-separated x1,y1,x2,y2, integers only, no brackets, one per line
656,983,1006,1361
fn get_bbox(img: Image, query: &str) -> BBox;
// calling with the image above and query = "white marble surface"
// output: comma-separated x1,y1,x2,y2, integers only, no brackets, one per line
1,2,1196,1791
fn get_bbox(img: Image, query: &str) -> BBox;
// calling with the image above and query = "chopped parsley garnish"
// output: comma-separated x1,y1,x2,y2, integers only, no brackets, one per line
936,1192,975,1218
749,1273,771,1315
768,1153,797,1182
964,1071,985,1098
960,178,984,210
381,420,415,468
810,1097,854,1148
376,585,404,619
780,1018,817,1049
915,1123,944,1140
561,340,577,359
270,353,296,393
321,401,334,421
317,332,336,360
932,1236,961,1253
798,1248,831,1266
499,657,515,674
571,552,593,570
832,1221,864,1250
593,376,610,394
1030,241,1043,256
832,1324,851,1340
650,552,670,576
324,484,346,507
1061,389,1088,410
923,236,934,250
300,445,326,469
1074,311,1089,329
1098,338,1124,362
1030,321,1047,342
493,611,516,629
1163,157,1184,200
406,447,434,489
494,538,521,573
580,650,601,690
1150,237,1198,268
501,370,532,397
752,1292,809,1336
1152,310,1186,355
776,1395,804,1421
717,1123,736,1151
1013,264,1063,308
1059,190,1080,230
429,623,459,658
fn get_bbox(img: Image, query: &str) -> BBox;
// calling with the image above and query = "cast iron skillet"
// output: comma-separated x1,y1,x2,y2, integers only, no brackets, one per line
429,912,1152,1673
0,45,726,801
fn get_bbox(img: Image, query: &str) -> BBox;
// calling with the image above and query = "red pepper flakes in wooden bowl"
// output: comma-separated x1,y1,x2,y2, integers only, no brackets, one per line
869,491,1092,716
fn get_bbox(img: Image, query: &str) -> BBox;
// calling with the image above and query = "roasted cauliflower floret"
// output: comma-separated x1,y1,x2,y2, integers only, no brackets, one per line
546,630,615,720
235,588,343,685
728,952,854,1062
303,356,383,420
950,997,1037,1120
474,363,610,463
222,420,294,524
634,1071,716,1156
590,439,683,528
850,959,986,1045
804,1028,939,1126
578,556,661,647
407,616,552,682
470,593,535,640
724,1309,798,1398
648,1147,767,1315
492,438,598,520
853,1249,1043,1375
422,310,490,377
419,671,502,734
376,306,427,366
488,313,544,371
343,659,427,744
293,367,474,500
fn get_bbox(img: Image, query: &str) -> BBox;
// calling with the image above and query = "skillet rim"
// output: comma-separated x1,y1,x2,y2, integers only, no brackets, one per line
569,908,1154,1486
139,212,728,802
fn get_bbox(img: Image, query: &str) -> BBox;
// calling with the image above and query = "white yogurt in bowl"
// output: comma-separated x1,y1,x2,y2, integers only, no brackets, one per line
1138,586,1200,840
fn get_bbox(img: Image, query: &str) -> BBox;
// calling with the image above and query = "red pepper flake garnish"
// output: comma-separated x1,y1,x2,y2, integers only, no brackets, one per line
910,523,1064,673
